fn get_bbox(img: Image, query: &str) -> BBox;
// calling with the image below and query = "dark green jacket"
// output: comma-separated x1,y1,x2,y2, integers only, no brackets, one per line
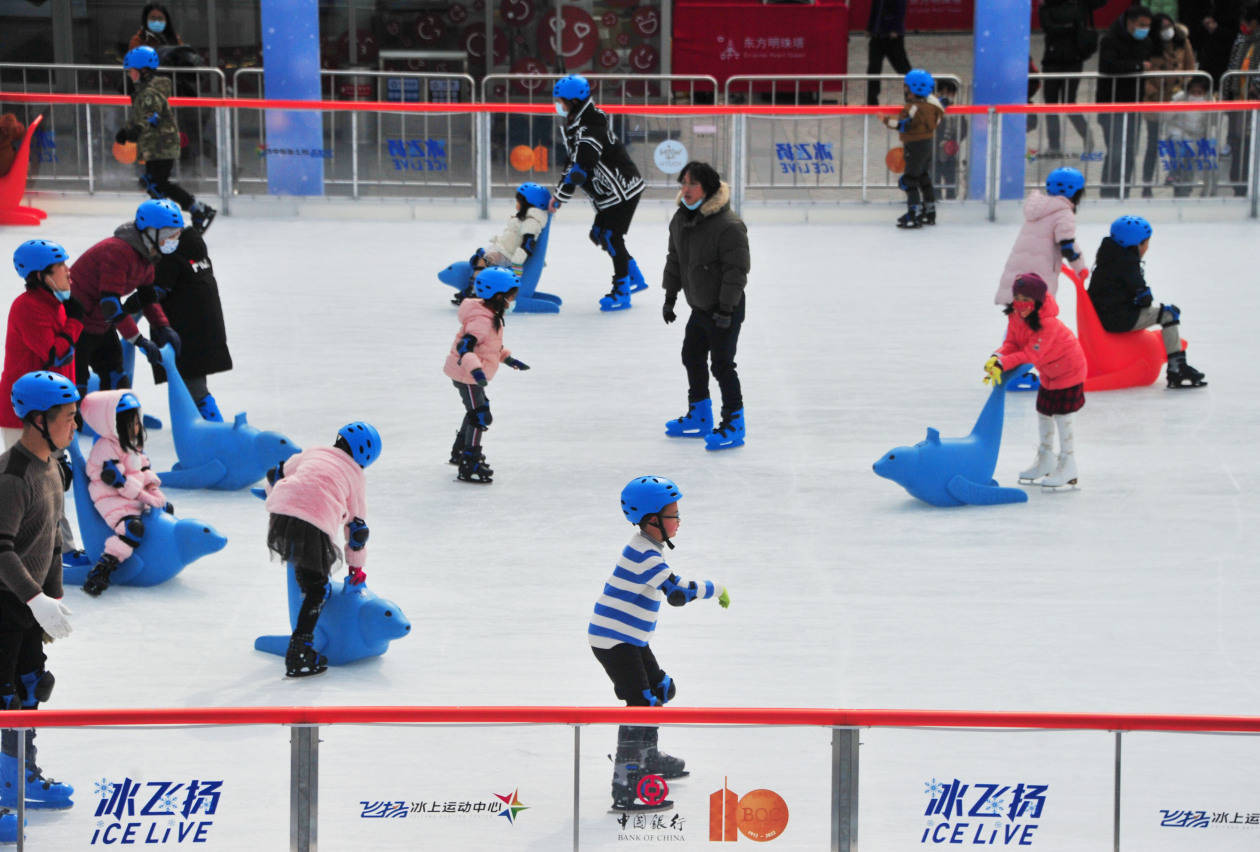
128,74,180,162
662,182,750,314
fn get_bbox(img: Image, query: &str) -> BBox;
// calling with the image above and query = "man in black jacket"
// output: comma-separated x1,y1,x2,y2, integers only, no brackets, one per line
1039,0,1107,153
1097,6,1154,197
865,0,913,106
552,74,647,312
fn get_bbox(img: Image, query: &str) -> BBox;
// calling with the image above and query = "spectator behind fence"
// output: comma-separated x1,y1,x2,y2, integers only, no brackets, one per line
1097,5,1155,197
1141,15,1197,196
1183,0,1242,85
1223,4,1260,196
865,0,914,105
128,3,182,52
1165,76,1212,195
1039,0,1106,154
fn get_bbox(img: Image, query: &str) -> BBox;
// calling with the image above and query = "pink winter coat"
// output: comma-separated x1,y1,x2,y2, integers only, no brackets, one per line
995,192,1087,305
81,390,165,528
443,298,511,385
265,446,368,569
993,294,1087,390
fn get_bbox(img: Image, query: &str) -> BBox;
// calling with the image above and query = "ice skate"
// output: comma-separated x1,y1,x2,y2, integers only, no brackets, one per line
62,549,92,570
896,208,922,229
1165,351,1206,389
285,632,328,678
0,731,74,809
599,277,633,312
705,408,745,451
644,748,688,779
1018,416,1056,484
665,398,712,438
626,258,648,294
456,449,493,484
1040,453,1078,490
81,553,119,596
0,807,18,844
918,204,937,226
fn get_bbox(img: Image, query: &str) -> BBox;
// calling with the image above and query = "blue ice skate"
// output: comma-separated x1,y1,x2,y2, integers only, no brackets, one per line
665,398,713,438
0,744,72,810
0,809,19,842
705,408,745,451
872,364,1031,507
599,277,633,312
626,258,648,294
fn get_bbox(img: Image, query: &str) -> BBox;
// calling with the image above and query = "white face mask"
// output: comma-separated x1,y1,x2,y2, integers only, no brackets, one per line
159,235,180,254
682,197,704,210
1161,27,1175,40
554,101,568,118
148,19,167,33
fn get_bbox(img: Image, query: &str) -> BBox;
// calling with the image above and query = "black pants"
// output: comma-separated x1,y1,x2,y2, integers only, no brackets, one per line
682,297,744,414
0,598,46,708
1099,113,1140,197
866,35,912,105
1141,116,1164,185
452,379,489,452
293,565,328,636
74,330,127,393
141,159,195,211
591,194,640,282
592,643,666,707
901,138,934,207
1041,69,1089,151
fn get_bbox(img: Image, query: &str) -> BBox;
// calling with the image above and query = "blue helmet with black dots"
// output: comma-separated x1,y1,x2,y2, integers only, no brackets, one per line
1045,167,1085,198
473,266,519,300
620,476,682,524
337,421,381,468
124,46,159,71
553,74,591,101
13,240,69,278
1110,215,1153,248
904,69,935,97
516,182,552,210
11,371,79,420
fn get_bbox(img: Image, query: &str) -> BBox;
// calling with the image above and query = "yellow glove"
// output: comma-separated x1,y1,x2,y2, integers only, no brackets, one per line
718,587,730,609
983,356,1003,385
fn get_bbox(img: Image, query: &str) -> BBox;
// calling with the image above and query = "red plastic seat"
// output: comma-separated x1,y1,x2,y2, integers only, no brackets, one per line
1064,265,1186,391
0,113,48,226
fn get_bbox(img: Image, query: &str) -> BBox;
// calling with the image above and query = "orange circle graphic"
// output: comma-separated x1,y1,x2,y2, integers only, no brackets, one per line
509,144,535,172
736,788,788,842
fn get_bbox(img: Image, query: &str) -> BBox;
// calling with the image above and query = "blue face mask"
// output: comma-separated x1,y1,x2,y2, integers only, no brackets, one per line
682,197,704,210
554,101,568,118
1133,26,1149,40
52,288,71,302
147,19,166,33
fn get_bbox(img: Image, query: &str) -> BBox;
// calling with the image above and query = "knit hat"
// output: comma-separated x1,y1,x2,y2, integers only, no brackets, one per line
1012,273,1048,303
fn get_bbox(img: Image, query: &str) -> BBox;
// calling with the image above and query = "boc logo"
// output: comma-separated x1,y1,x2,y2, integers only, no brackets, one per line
710,778,788,842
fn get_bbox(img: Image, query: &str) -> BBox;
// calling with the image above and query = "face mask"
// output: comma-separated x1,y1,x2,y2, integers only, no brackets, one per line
159,235,180,254
1133,26,1150,40
1160,27,1174,41
554,102,568,117
52,288,71,302
682,197,704,210
148,19,166,33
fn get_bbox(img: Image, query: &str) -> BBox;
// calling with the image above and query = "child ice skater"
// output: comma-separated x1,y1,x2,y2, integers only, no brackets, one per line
116,46,215,233
80,390,170,595
264,422,381,677
589,476,729,811
452,182,551,305
1088,215,1206,388
883,68,945,228
984,273,1087,489
444,267,529,484
995,167,1089,305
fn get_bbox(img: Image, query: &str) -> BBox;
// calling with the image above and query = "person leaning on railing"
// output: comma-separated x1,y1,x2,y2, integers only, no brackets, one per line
1222,4,1260,195
1140,16,1197,196
1038,0,1106,155
1097,5,1155,197
127,2,182,52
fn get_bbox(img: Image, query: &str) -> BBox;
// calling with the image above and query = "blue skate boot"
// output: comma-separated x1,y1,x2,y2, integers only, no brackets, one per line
705,408,745,451
195,394,224,422
0,729,74,810
665,398,713,438
626,258,648,294
599,277,633,312
0,807,20,843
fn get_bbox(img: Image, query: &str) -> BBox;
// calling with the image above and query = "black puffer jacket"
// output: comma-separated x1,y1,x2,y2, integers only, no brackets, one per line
1088,236,1150,332
1098,16,1154,103
150,229,232,382
662,182,750,314
1039,0,1106,68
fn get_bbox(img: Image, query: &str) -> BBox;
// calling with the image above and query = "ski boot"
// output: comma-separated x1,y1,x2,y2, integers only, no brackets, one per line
195,394,223,422
1165,351,1207,389
918,203,937,226
285,632,328,678
599,277,633,312
896,206,922,229
626,258,648,294
457,449,493,484
664,398,713,438
190,201,216,234
81,554,120,597
0,731,74,809
1018,416,1056,484
705,408,746,451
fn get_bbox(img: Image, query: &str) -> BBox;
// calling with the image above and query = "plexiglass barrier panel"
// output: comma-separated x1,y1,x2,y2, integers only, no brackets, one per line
2,725,287,849
858,727,1114,851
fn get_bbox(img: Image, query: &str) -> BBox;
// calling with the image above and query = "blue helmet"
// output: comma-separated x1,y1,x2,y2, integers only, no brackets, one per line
337,421,381,468
473,266,520,300
620,476,682,524
553,74,591,102
1110,215,1153,248
11,371,79,420
516,182,552,210
1045,167,1085,198
136,198,184,231
904,69,935,97
123,46,160,71
116,392,141,414
13,240,69,278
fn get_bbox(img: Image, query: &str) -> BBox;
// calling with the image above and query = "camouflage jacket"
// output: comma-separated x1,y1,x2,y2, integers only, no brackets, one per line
128,74,180,162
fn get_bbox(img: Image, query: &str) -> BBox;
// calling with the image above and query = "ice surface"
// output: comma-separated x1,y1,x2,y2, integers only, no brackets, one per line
4,206,1258,849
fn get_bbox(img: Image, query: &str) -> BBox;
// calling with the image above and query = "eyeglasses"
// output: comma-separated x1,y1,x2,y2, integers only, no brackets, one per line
658,514,680,520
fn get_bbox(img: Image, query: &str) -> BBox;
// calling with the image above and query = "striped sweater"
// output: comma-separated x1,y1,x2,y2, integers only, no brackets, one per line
588,533,721,649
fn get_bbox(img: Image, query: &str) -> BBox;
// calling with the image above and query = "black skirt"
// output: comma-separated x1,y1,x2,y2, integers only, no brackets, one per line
1036,382,1086,416
266,513,339,575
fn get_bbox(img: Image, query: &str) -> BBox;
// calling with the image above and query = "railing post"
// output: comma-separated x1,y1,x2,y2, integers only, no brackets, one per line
1249,107,1259,219
15,728,25,852
84,103,94,195
1112,731,1122,852
832,727,858,852
986,106,998,222
1119,111,1129,200
572,726,581,852
731,113,746,213
476,111,490,220
290,724,319,852
216,106,231,215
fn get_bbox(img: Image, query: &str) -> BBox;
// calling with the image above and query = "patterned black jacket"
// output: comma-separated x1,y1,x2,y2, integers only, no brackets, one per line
555,100,644,212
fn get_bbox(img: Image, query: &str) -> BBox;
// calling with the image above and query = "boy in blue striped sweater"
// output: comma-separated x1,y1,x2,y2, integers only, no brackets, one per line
589,475,730,811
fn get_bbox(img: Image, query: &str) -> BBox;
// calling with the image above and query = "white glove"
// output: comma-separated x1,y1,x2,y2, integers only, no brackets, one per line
27,593,73,640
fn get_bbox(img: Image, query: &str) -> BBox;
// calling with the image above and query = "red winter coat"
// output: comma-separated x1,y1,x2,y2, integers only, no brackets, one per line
994,293,1087,390
0,287,83,428
69,224,168,339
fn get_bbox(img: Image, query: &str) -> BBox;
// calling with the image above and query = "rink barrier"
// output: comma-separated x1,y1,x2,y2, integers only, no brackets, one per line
1,91,1258,219
4,705,1260,852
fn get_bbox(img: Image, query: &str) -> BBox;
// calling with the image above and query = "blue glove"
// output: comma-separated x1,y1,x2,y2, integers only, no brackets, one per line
468,248,486,267
49,340,74,368
456,334,477,356
146,112,160,126
1132,287,1152,306
132,335,162,366
101,459,126,488
151,325,181,355
712,310,732,330
504,357,530,371
347,517,369,551
1160,303,1181,322
470,368,488,387
100,295,124,324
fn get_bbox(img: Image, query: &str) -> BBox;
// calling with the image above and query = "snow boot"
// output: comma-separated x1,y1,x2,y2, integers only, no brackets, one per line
457,448,493,484
611,727,672,812
0,730,73,809
1019,415,1057,483
665,398,713,438
599,277,633,312
190,202,216,234
896,206,922,229
1041,414,1078,490
284,632,328,678
705,408,746,451
195,394,223,422
1165,350,1207,389
81,554,120,597
626,258,648,293
918,204,936,226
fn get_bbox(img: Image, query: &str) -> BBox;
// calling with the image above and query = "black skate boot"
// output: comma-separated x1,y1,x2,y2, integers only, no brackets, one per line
81,554,120,597
285,632,328,678
457,448,493,484
190,202,216,234
449,431,465,465
1165,350,1207,389
611,727,673,812
643,727,688,779
896,206,922,229
918,204,936,226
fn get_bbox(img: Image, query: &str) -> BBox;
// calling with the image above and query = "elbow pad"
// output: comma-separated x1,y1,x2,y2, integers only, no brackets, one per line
520,234,537,257
100,459,125,488
347,517,369,551
100,295,124,324
661,573,697,607
457,334,478,356
896,118,910,132
1058,239,1081,262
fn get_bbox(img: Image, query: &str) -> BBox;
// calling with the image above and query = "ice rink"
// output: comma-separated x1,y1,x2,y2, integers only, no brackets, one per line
4,202,1259,849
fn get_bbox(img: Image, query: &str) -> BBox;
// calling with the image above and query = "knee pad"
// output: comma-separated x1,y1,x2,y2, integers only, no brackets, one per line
897,175,910,191
119,516,145,548
0,683,18,711
588,225,604,248
473,404,492,430
1159,304,1181,326
19,670,53,708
